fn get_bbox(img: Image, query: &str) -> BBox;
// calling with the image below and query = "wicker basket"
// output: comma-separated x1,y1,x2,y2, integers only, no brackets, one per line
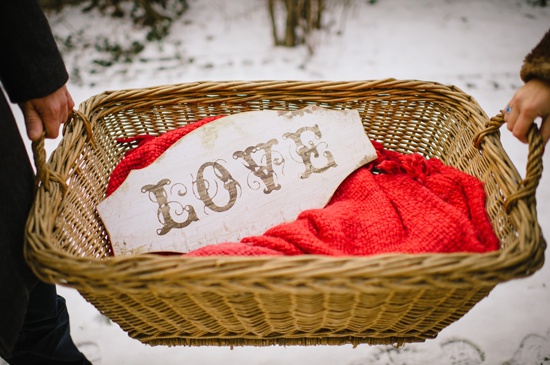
25,79,545,347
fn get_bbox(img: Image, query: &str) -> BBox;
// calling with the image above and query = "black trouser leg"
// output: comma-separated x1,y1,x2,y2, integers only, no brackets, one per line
5,282,92,365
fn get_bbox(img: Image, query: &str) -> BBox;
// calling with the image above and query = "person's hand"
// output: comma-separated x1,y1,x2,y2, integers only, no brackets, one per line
504,79,550,146
18,84,74,141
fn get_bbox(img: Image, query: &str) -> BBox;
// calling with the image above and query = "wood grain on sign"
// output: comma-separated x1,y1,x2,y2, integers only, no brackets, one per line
97,106,378,255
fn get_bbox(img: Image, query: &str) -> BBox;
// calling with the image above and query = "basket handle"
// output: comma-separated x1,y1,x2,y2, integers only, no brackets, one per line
474,113,544,212
31,109,94,193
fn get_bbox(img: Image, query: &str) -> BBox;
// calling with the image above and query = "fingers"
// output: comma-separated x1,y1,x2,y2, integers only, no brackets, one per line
509,108,534,144
504,100,527,143
19,85,74,141
504,102,516,130
504,79,550,146
37,100,65,140
505,103,550,145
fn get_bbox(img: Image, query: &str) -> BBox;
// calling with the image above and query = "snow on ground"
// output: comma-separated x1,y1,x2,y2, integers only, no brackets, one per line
7,0,550,364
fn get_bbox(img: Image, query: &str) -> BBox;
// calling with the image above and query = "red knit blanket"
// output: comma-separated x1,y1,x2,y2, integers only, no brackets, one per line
106,116,500,257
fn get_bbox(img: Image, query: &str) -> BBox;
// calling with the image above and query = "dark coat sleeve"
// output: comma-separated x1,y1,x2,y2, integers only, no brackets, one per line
520,28,550,84
0,0,68,103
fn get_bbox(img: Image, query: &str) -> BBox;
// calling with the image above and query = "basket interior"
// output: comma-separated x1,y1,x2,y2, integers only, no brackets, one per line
56,81,522,261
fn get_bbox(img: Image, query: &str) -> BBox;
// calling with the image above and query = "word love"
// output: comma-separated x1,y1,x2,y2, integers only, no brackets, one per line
142,123,336,236
97,106,377,255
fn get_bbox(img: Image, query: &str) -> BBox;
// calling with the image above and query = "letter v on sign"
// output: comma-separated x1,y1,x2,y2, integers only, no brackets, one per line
97,106,377,256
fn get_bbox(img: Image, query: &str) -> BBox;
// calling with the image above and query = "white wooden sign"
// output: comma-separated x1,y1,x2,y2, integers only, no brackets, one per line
97,106,377,255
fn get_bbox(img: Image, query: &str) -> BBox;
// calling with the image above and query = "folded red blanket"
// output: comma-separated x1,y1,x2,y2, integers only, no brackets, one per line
107,115,500,257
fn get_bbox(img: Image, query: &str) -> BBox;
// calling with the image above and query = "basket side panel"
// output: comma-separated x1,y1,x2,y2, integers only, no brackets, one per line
79,277,495,347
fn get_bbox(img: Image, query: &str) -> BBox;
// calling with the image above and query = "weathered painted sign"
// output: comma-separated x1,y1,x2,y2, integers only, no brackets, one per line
97,106,377,255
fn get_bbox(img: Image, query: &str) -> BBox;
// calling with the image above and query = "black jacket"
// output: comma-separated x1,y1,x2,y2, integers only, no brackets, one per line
0,0,68,102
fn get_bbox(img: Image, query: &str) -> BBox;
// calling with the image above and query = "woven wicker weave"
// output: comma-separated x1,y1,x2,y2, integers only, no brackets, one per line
25,79,545,347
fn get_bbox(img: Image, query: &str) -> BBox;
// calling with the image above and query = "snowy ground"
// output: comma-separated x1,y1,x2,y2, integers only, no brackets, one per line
7,0,550,364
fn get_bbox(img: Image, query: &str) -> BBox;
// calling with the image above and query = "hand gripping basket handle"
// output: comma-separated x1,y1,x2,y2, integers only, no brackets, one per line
31,109,94,193
474,112,544,212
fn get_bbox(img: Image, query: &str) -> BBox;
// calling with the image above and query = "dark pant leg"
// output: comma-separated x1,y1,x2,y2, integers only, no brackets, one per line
5,282,92,365
0,90,91,365
0,89,37,357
